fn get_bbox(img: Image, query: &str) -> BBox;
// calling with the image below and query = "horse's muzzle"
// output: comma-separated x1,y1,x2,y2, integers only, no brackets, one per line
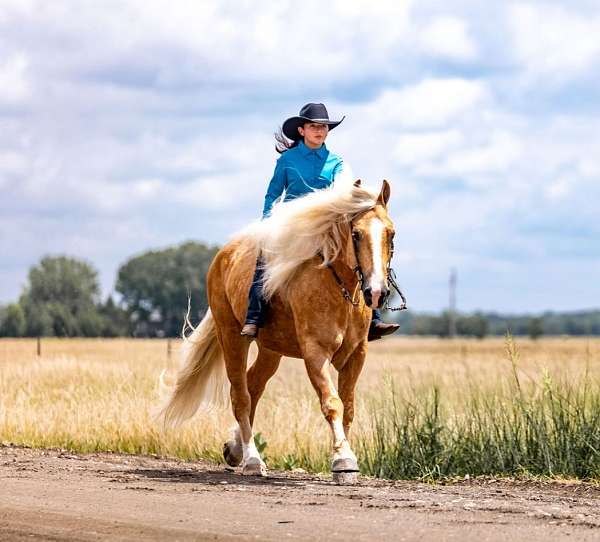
363,286,389,309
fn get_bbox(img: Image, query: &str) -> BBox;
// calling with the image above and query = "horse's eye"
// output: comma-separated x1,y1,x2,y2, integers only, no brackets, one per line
352,230,361,241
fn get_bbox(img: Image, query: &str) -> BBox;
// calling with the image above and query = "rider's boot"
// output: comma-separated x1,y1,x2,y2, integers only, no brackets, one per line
368,309,400,341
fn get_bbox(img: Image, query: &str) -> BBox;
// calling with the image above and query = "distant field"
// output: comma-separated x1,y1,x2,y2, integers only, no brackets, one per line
1,337,599,479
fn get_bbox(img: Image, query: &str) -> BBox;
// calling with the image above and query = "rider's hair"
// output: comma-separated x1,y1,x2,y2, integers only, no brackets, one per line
274,126,301,154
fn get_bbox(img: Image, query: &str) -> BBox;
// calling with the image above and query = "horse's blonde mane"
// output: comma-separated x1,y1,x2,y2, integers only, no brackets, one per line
242,184,378,300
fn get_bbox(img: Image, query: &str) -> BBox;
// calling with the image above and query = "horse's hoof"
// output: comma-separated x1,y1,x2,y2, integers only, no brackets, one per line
331,457,359,473
242,459,267,476
223,441,242,467
333,471,359,485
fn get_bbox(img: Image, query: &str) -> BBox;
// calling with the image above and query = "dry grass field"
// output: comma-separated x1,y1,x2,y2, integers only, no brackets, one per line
1,336,599,479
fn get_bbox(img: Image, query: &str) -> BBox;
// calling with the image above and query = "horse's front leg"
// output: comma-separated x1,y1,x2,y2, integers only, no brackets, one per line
302,341,359,474
338,342,367,440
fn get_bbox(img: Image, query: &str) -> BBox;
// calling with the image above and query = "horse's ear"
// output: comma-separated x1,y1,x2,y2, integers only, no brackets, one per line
377,179,391,207
353,179,362,188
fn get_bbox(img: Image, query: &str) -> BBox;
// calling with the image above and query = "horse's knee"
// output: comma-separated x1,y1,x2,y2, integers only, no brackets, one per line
322,395,343,421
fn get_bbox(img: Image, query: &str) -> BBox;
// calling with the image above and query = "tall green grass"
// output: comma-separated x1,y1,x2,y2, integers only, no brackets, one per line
359,336,600,480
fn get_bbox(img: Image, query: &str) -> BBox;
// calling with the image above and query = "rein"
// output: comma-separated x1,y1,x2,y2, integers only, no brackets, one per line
324,259,362,306
322,213,408,312
384,249,408,312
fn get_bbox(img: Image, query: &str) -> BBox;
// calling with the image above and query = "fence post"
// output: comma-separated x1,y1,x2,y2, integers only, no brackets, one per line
37,336,41,357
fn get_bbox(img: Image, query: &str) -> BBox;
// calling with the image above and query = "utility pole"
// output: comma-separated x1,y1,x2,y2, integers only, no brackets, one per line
449,268,457,338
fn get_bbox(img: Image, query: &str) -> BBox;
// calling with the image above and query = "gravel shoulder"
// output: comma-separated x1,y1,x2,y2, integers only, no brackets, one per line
1,445,600,541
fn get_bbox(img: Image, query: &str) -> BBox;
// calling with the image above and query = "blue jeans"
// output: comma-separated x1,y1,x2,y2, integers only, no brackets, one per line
245,257,266,325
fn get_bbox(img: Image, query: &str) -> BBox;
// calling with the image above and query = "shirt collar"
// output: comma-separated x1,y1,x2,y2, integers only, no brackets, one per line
299,140,327,158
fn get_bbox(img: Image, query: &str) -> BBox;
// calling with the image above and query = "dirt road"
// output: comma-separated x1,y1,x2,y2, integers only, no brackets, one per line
1,445,600,541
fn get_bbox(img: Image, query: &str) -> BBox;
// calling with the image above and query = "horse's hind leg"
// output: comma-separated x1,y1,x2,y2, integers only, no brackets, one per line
248,346,281,425
223,346,281,468
215,325,266,476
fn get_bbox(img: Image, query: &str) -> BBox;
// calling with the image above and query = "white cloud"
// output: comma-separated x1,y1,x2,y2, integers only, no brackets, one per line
367,78,487,129
5,1,413,88
419,16,478,61
0,53,31,103
440,131,523,178
0,0,36,23
509,3,600,81
172,177,239,210
132,178,163,199
394,129,464,166
545,176,572,199
0,149,26,176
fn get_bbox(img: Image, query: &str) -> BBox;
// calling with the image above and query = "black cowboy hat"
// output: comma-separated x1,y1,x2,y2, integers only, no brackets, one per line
282,103,345,140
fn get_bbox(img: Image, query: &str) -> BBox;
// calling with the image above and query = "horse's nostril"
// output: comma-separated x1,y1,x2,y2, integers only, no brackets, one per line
364,287,373,306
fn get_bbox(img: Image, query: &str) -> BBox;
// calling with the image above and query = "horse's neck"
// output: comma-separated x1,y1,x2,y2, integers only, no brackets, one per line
329,257,360,290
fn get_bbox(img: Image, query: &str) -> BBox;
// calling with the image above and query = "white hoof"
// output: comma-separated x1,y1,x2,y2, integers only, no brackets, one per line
242,458,267,476
331,457,359,472
333,471,359,485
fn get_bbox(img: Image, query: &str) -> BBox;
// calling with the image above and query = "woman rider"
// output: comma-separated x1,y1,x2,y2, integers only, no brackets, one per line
240,103,399,341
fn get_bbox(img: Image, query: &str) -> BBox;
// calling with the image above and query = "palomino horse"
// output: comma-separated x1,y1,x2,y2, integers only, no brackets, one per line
161,180,395,477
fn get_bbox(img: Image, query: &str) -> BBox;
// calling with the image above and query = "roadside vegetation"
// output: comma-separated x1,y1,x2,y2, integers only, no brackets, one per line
1,336,599,480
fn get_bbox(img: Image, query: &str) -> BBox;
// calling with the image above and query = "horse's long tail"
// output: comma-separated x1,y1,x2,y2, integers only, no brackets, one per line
159,308,230,428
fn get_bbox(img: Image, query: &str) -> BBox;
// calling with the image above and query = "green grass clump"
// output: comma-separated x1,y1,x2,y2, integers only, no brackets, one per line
359,336,600,480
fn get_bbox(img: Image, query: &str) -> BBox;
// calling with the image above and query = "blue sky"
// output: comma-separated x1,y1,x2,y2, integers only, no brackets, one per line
0,1,598,313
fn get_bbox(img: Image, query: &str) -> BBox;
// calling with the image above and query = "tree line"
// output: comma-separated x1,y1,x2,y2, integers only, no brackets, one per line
393,309,600,339
0,242,598,338
0,241,218,338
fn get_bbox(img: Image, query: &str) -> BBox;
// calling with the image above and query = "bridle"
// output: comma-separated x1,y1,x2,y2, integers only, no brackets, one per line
383,240,408,312
324,211,408,311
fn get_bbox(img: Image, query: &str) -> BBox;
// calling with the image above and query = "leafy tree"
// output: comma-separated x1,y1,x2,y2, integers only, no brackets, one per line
528,317,544,340
457,312,489,339
116,241,219,337
98,296,131,337
0,303,26,337
19,256,104,337
22,304,54,336
22,255,100,305
433,312,451,338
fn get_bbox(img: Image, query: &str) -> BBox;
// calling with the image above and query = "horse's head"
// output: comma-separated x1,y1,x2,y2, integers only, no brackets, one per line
347,180,394,309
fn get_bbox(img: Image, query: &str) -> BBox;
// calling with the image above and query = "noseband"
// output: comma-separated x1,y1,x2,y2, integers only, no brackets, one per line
324,212,408,311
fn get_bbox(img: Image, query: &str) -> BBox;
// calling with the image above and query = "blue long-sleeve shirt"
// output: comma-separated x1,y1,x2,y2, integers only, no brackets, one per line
262,140,348,218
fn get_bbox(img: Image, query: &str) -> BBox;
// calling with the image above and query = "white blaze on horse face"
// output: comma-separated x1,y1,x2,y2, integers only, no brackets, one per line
368,218,386,307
